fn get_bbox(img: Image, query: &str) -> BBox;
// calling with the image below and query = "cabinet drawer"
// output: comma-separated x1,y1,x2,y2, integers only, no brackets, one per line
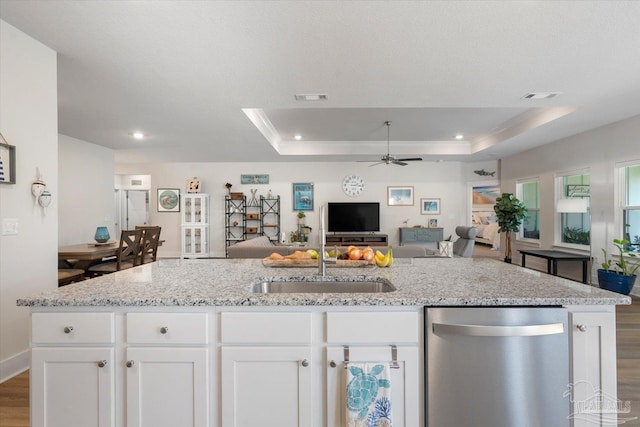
221,312,312,344
127,313,208,345
32,313,114,344
327,312,419,344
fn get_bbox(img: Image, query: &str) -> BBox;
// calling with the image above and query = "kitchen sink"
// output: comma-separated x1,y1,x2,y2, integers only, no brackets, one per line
249,276,396,293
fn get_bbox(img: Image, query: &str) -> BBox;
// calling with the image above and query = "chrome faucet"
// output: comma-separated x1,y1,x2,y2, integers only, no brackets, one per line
319,205,337,276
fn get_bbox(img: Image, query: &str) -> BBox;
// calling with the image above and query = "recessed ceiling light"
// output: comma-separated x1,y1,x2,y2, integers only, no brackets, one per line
132,132,145,140
521,92,561,100
294,93,328,101
294,134,302,141
455,134,464,140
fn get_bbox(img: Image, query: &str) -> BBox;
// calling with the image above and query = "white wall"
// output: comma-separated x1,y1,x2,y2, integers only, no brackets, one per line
116,160,498,257
500,114,640,294
0,20,58,381
58,134,115,245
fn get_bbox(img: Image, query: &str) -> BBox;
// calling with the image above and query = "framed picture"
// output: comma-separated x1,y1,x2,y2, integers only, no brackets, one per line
387,186,414,206
157,188,180,212
0,143,16,185
292,182,314,211
420,198,441,215
429,218,438,228
241,174,269,185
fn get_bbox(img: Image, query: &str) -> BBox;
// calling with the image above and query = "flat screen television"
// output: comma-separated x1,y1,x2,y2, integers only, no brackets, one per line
327,202,380,232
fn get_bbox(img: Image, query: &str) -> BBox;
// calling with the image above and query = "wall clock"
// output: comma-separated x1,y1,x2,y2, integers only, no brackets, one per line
342,175,365,197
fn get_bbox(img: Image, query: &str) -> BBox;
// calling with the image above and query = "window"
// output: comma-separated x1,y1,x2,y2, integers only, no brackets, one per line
621,163,640,252
556,172,590,247
517,179,540,240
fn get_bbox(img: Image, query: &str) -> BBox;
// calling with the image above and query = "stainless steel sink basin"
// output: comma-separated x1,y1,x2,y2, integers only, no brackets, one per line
249,276,396,293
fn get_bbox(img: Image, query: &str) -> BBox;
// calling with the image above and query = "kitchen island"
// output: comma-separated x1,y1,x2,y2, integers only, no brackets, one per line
18,257,631,427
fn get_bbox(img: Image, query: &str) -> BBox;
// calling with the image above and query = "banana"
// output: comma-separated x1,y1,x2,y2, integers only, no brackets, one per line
375,248,392,267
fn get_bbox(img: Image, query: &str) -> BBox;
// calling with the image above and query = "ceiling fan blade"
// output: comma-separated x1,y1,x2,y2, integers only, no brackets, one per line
392,160,408,166
368,161,386,167
396,157,423,161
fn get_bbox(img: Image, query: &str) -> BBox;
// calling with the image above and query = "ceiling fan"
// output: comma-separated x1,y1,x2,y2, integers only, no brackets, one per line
358,121,423,166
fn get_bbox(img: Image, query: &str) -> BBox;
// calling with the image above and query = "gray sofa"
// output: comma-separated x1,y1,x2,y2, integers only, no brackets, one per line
227,236,431,259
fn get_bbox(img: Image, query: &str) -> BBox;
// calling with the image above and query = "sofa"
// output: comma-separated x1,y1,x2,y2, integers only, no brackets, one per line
227,236,431,259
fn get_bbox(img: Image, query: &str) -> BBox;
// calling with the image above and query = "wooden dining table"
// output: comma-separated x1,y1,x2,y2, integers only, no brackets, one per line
59,240,165,271
58,242,120,270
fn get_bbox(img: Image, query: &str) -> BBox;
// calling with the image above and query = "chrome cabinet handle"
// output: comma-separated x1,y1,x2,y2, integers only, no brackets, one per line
160,326,169,334
329,360,337,368
301,359,309,367
126,360,135,368
577,324,588,332
97,360,107,368
63,326,74,334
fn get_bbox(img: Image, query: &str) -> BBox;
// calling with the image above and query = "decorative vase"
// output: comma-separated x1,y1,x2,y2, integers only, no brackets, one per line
94,226,110,243
597,269,636,295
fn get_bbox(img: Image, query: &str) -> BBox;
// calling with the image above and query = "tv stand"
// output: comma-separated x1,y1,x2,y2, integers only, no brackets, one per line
325,233,388,247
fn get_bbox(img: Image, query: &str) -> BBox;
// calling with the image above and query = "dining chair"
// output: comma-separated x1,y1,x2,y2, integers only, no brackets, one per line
58,268,85,286
88,229,143,276
135,225,162,264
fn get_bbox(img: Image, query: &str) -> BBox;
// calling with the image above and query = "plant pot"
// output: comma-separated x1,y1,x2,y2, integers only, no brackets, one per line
597,269,636,295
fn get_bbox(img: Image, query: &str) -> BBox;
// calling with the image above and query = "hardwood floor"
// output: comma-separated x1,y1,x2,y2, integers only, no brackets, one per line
0,370,28,427
1,297,638,426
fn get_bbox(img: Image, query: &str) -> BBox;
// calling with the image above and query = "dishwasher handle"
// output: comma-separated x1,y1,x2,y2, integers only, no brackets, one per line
432,322,564,337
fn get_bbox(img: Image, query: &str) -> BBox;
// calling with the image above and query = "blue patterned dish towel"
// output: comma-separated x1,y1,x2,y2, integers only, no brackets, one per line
345,362,392,427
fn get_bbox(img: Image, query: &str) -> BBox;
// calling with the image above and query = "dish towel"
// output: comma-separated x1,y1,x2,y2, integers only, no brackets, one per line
345,363,392,427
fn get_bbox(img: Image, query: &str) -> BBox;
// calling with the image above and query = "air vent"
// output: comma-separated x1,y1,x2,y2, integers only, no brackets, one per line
521,92,561,100
294,93,328,101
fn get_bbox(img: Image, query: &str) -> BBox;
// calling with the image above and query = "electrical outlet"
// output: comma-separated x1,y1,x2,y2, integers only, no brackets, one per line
1,218,19,235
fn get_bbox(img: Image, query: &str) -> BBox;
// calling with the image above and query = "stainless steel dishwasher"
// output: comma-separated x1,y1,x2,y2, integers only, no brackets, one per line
426,307,570,426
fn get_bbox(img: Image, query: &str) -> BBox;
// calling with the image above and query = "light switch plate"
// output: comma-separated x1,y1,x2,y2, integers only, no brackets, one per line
2,218,19,235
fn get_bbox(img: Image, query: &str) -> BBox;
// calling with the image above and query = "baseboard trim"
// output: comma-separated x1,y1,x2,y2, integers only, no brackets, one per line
0,349,30,383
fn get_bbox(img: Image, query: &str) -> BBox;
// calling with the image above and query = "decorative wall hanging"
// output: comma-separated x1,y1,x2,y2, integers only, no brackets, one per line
292,183,314,211
187,177,201,193
241,174,269,184
157,188,180,212
387,186,414,206
420,198,441,215
0,132,16,185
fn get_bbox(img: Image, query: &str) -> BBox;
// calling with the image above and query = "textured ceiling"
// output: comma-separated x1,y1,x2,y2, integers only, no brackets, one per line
1,1,639,163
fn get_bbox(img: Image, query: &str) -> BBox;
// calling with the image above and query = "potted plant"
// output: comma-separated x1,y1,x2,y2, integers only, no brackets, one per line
493,193,527,263
598,238,639,295
297,211,306,225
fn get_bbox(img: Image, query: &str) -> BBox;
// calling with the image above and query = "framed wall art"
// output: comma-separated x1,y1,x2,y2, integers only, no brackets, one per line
0,136,16,185
387,186,414,206
420,198,441,215
157,188,180,212
292,182,314,211
241,174,269,185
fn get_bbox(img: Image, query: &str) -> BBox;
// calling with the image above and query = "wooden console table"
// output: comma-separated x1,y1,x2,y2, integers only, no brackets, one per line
325,233,388,246
519,249,590,284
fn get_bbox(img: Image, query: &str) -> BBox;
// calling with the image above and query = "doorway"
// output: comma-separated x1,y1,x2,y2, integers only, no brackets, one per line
114,175,151,236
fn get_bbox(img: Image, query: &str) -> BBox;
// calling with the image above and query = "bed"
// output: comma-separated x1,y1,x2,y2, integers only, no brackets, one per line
472,212,501,250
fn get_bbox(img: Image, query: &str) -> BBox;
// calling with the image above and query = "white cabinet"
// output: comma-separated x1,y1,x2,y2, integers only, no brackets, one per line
31,313,115,427
181,193,209,258
325,311,421,427
568,308,618,427
219,310,421,427
125,347,209,427
124,313,210,427
220,312,313,427
221,346,313,427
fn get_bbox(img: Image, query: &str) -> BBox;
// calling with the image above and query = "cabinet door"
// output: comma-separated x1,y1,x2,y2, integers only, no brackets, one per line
31,347,114,427
126,347,208,427
569,311,618,427
221,346,312,427
326,346,420,427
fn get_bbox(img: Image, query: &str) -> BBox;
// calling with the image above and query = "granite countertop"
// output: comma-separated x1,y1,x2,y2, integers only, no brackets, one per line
18,258,631,307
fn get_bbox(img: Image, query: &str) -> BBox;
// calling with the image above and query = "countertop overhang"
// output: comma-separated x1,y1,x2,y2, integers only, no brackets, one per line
18,258,631,307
